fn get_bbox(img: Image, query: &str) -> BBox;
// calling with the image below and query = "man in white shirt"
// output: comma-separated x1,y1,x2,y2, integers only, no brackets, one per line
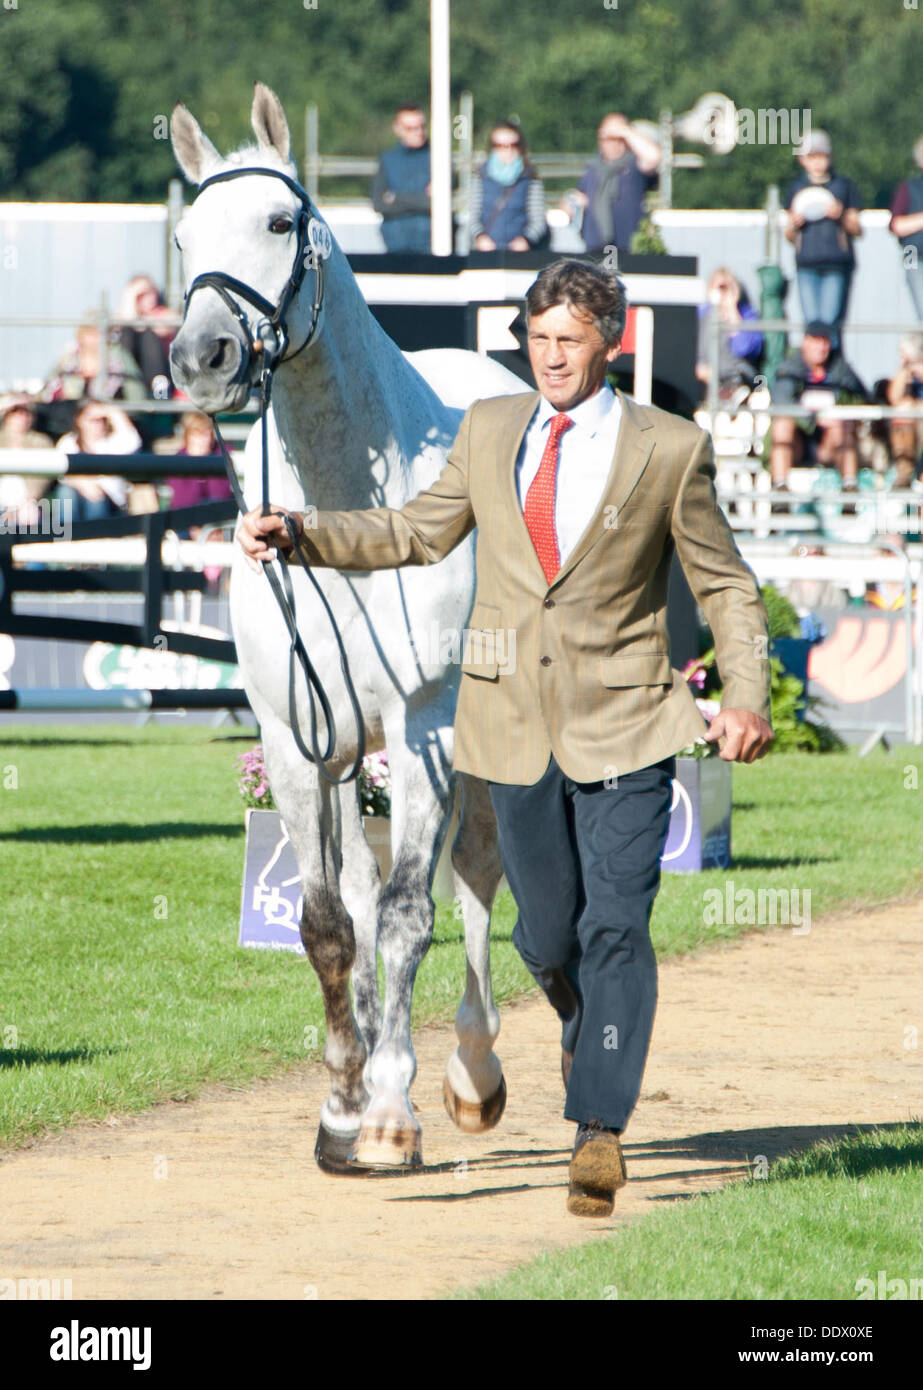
239,260,773,1217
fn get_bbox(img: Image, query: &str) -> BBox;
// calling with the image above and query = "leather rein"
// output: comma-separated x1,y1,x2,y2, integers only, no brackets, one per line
182,165,365,785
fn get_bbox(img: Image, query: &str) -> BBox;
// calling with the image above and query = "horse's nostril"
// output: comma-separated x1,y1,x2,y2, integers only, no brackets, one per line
208,338,229,371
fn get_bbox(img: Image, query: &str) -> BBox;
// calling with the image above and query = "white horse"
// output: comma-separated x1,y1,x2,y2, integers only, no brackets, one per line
169,84,530,1171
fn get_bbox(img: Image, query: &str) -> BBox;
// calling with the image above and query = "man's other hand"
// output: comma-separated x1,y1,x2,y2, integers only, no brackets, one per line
704,709,774,763
238,506,304,572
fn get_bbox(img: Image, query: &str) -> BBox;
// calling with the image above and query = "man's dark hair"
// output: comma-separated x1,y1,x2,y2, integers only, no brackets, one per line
525,259,627,346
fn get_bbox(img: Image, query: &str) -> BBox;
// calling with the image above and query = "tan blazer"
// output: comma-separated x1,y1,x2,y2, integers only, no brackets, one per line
294,389,771,785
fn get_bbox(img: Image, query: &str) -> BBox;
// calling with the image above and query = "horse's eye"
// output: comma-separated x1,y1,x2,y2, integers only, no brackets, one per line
269,217,293,234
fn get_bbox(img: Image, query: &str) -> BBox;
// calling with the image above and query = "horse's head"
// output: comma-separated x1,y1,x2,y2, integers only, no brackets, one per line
169,84,327,413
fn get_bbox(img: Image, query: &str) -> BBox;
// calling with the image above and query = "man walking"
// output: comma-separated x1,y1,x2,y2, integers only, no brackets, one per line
238,260,773,1217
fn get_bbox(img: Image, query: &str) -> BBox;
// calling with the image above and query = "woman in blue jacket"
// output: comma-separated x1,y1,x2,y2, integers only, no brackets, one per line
471,122,548,252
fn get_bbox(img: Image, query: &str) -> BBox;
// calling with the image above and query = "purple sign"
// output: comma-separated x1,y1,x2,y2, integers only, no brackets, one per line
238,809,305,954
239,758,732,949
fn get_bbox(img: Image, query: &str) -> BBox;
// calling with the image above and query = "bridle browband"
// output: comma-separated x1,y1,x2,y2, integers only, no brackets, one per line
180,164,365,787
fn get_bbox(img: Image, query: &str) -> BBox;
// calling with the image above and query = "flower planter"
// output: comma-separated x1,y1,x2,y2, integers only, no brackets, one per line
661,756,732,873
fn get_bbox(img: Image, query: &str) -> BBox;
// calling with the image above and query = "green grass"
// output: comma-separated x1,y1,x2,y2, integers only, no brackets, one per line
458,1124,923,1300
0,729,920,1150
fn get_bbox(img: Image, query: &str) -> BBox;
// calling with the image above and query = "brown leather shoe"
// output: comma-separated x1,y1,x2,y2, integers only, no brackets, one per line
567,1120,627,1217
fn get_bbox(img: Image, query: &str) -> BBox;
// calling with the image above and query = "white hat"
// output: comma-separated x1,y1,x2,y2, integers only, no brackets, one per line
795,129,831,157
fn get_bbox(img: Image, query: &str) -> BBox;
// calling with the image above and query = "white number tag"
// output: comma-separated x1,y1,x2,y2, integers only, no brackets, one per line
307,219,332,261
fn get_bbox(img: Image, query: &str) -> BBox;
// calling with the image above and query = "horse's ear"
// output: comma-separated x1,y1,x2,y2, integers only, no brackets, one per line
170,102,221,184
251,83,291,163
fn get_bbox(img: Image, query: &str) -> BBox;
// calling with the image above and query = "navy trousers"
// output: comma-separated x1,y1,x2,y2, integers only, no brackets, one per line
487,751,675,1131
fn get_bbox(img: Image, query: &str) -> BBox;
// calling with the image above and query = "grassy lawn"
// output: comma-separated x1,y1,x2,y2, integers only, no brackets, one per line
0,728,920,1150
458,1124,923,1301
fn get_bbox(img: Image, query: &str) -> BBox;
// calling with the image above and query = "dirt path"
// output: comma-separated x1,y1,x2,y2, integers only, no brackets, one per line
1,897,920,1300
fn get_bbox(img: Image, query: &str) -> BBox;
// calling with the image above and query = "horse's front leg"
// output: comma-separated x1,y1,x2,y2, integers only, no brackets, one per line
260,717,369,1173
349,731,451,1168
337,781,383,1066
442,771,507,1132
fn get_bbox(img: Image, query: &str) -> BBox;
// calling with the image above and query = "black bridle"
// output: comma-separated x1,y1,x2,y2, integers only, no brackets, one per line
181,165,364,785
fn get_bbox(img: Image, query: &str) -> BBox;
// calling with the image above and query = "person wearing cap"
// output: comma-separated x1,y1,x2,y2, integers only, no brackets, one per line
769,321,867,490
888,136,923,321
784,130,862,350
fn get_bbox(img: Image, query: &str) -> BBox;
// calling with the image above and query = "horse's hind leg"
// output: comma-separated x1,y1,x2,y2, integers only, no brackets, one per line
442,771,507,1133
260,718,369,1173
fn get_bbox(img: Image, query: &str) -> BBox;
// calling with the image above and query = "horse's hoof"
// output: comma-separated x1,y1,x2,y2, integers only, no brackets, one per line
443,1073,507,1134
349,1120,423,1170
314,1123,370,1176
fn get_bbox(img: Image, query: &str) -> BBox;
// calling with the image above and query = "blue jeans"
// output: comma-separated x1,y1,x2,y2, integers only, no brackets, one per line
795,267,853,348
380,215,431,254
54,485,119,523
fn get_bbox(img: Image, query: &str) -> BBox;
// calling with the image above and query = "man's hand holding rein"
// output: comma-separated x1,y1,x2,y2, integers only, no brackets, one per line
238,506,304,571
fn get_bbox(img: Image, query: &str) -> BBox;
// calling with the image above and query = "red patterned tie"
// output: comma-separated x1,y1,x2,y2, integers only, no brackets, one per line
524,412,573,583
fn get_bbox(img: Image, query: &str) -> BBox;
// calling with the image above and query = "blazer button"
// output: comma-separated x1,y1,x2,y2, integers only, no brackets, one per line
540,655,552,666
543,598,555,608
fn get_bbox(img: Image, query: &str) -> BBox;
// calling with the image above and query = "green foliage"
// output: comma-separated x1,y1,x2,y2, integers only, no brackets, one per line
1,0,920,204
630,216,669,256
760,583,802,640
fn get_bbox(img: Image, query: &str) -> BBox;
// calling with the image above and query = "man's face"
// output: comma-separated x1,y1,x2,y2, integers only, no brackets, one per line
393,110,427,149
802,333,832,369
527,302,621,411
597,121,627,162
799,151,830,180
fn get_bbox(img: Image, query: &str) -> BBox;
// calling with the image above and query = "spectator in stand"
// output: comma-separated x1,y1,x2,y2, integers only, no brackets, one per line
0,394,53,527
695,268,764,401
165,413,232,533
865,537,917,610
564,113,661,254
470,122,548,252
53,401,141,522
769,322,867,490
889,137,923,320
885,332,923,488
783,130,862,350
43,321,147,406
371,105,431,254
117,274,176,399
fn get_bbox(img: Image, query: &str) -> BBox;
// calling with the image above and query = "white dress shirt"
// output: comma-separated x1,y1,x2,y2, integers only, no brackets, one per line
514,384,622,565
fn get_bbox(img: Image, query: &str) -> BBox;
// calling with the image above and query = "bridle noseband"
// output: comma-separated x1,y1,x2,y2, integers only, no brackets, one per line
179,165,365,787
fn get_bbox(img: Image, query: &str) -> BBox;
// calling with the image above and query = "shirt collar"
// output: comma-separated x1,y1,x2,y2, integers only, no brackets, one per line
537,383,618,439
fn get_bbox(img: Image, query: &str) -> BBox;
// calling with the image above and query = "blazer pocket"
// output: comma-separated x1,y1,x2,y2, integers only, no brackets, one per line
461,603,502,680
600,651,672,687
